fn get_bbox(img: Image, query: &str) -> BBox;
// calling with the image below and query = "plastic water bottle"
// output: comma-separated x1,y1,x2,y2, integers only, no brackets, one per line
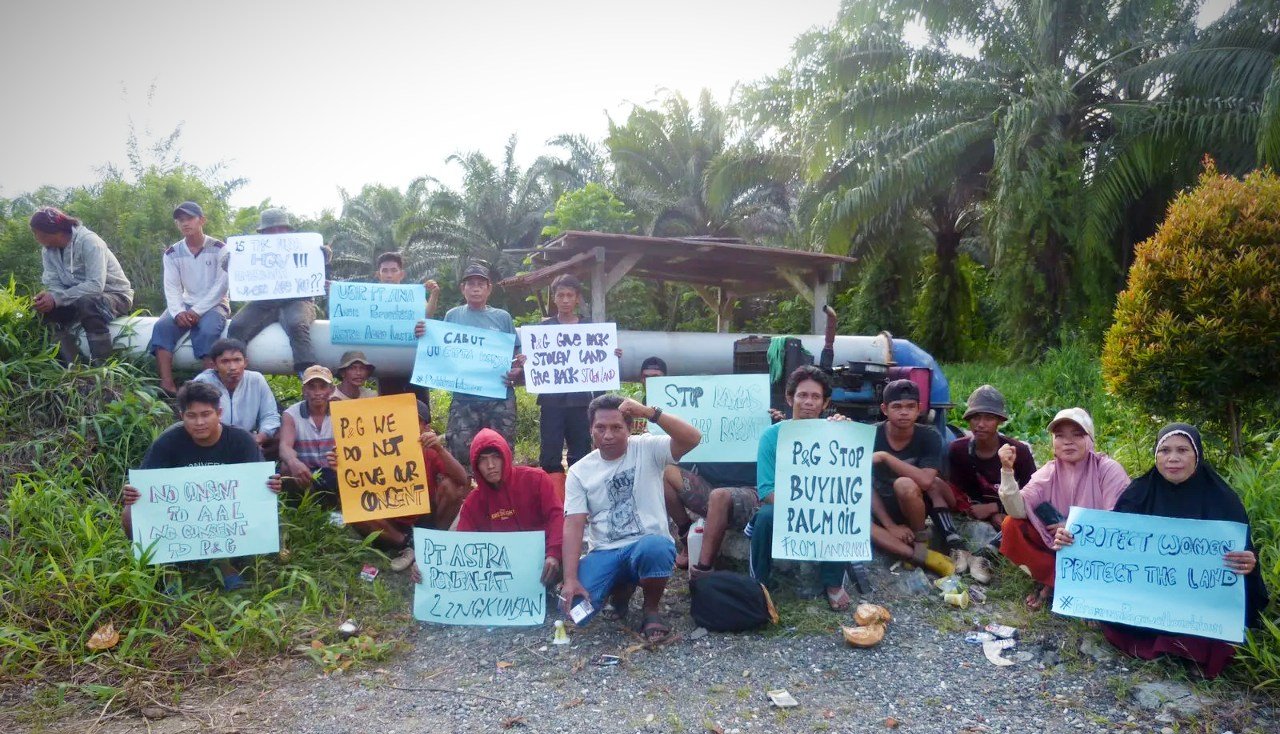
686,519,706,568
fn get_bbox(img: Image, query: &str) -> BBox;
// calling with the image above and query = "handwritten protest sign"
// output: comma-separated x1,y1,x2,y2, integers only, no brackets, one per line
227,232,326,301
1052,507,1248,643
520,322,620,394
412,528,546,626
330,393,428,523
329,282,425,346
771,419,873,562
127,461,279,564
645,374,771,462
410,320,516,399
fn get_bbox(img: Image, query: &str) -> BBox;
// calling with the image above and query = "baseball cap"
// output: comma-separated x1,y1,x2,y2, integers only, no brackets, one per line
882,378,920,404
173,201,204,219
301,365,334,385
963,384,1009,421
461,262,491,281
1047,407,1095,441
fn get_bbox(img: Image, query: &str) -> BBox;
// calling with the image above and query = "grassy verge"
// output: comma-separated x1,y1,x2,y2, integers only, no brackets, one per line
0,286,404,715
945,344,1280,691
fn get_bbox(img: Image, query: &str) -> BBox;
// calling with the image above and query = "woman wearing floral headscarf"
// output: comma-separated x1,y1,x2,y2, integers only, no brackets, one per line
1056,423,1269,679
998,408,1130,610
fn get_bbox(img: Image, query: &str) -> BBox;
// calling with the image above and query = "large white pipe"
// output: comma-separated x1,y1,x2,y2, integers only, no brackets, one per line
106,317,894,380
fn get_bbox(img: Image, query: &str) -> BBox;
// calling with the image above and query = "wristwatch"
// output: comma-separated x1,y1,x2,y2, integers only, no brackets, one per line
649,406,663,422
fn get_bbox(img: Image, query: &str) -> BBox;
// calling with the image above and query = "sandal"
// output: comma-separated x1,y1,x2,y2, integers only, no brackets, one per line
826,586,852,612
1025,585,1052,611
638,613,671,643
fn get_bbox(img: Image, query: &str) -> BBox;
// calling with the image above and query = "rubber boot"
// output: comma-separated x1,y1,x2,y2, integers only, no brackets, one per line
913,544,955,578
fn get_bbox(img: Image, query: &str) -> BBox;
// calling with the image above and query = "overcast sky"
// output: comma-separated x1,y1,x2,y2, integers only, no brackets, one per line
1,0,842,216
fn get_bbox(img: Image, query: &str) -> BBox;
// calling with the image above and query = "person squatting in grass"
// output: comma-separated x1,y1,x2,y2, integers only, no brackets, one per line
29,206,134,365
121,381,282,591
147,201,230,396
559,394,702,643
192,338,282,457
1055,423,1268,679
328,400,471,573
999,407,1129,610
865,378,956,579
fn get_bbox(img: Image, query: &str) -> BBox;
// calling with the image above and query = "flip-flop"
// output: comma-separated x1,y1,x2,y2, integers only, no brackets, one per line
638,613,671,644
826,586,852,612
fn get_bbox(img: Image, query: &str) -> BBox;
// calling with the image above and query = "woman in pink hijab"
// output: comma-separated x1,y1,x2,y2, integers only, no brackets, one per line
997,408,1129,610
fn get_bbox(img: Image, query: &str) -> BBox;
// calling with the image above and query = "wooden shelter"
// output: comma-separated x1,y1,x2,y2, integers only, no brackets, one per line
499,231,856,333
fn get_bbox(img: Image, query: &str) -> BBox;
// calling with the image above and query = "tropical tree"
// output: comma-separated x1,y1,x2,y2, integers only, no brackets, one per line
328,182,435,279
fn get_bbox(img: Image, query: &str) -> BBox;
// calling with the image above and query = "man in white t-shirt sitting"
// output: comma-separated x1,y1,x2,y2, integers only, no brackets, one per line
560,394,702,643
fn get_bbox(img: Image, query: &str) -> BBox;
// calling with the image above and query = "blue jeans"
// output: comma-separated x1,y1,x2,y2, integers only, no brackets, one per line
573,535,675,624
148,308,228,359
748,503,846,589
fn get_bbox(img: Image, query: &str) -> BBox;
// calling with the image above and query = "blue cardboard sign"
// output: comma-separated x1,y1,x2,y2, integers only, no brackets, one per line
329,282,426,346
409,320,516,399
127,461,280,564
1052,507,1248,643
645,374,772,462
771,419,873,562
412,529,546,626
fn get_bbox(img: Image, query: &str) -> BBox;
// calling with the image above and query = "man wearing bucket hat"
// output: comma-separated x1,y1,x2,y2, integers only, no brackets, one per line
226,208,322,377
331,350,379,401
946,385,1038,583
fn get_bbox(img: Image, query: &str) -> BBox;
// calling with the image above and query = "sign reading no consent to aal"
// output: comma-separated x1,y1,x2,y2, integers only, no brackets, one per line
330,393,429,523
227,233,326,301
127,461,280,564
771,419,873,562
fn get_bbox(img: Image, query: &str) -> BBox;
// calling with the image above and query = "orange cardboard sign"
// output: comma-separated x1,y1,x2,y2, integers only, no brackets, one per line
330,393,429,522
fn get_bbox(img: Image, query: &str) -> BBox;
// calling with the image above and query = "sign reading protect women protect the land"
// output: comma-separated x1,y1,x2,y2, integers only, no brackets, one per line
410,320,516,399
329,282,425,346
771,419,873,562
1052,507,1248,643
412,528,546,626
227,232,326,301
127,461,279,564
519,322,620,394
645,374,771,462
330,393,428,523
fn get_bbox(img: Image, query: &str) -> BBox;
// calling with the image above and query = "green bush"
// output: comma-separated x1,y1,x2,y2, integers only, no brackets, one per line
1102,162,1280,454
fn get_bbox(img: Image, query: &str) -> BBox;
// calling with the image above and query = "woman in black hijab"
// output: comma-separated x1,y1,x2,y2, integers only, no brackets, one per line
1101,423,1269,678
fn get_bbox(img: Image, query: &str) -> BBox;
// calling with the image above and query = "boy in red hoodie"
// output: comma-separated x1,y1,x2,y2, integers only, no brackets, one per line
456,428,565,587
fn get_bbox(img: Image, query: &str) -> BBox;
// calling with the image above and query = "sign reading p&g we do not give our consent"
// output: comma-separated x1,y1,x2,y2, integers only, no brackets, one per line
771,419,873,562
127,461,280,564
1052,507,1248,643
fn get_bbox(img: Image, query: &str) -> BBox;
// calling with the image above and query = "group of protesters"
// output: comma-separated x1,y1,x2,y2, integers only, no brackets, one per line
29,202,1268,674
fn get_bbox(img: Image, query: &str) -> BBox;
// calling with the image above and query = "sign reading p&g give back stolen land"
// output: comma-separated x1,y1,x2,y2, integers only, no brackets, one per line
329,282,425,346
519,322,620,394
645,374,771,462
1052,507,1248,643
227,232,326,301
771,419,873,562
127,461,279,564
413,528,546,626
330,393,428,523
410,320,516,399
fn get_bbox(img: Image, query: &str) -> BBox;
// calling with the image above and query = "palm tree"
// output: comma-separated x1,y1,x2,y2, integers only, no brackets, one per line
328,183,432,279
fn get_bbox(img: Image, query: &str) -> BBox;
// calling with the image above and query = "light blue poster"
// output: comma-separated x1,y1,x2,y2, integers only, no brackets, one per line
1052,507,1248,643
771,419,873,562
409,320,516,399
329,282,426,346
127,461,279,565
412,529,546,626
645,374,772,462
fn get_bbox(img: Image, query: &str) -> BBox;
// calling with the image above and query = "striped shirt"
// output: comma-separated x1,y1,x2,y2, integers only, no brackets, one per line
285,401,334,471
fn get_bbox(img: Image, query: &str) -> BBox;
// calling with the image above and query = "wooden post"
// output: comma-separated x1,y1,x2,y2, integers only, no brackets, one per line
590,247,607,322
811,277,829,334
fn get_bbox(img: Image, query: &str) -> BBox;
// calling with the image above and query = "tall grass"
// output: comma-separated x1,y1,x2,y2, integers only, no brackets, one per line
946,342,1280,690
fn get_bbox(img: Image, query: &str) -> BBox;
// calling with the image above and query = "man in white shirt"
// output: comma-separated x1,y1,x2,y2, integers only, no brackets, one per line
147,202,229,395
559,394,701,643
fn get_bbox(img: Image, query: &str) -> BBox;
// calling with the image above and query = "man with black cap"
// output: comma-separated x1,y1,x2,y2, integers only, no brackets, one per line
416,261,524,468
947,385,1037,551
869,378,955,577
330,350,379,401
147,201,229,395
226,208,321,377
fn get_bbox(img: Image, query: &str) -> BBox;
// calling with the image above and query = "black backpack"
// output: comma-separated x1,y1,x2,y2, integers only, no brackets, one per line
690,571,779,632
